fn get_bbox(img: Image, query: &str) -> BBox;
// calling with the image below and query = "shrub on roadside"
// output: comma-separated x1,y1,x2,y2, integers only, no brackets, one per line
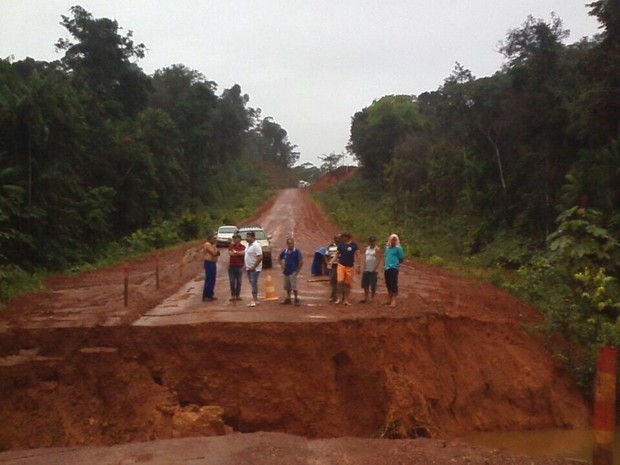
0,265,44,304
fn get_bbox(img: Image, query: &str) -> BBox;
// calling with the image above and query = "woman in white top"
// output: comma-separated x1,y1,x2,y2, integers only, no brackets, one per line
360,236,383,303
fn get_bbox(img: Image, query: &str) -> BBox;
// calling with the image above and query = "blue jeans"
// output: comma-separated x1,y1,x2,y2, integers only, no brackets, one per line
228,267,243,297
203,261,217,299
247,270,261,297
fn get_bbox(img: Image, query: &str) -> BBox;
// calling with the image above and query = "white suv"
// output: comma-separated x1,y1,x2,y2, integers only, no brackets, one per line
238,225,273,268
215,225,238,247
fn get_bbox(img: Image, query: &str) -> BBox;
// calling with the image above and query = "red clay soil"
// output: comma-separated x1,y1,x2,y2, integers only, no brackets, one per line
309,165,357,192
0,188,589,465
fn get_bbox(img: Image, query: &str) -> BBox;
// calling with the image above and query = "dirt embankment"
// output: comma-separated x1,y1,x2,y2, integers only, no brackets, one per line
0,314,586,450
0,188,590,464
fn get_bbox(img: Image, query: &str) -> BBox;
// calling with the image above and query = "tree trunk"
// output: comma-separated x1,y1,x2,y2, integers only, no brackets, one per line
485,131,506,191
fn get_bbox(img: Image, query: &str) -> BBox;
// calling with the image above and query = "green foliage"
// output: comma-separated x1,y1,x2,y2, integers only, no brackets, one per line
0,267,47,307
347,12,619,240
581,0,620,143
473,230,537,269
548,206,619,270
558,143,620,222
176,210,203,241
56,5,150,118
349,95,425,185
501,206,620,392
258,117,299,168
318,152,345,173
122,221,181,253
0,6,297,279
292,162,322,183
313,173,394,245
575,267,620,319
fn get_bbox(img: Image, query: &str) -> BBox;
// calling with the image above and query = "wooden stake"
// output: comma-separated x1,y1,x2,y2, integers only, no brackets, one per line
123,264,129,307
155,252,160,290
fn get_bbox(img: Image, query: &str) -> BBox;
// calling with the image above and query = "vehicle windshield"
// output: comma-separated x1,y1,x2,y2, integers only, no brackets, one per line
219,227,237,234
242,230,266,240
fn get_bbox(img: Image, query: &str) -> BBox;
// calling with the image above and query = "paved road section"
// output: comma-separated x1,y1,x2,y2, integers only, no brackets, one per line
131,270,341,325
133,188,350,326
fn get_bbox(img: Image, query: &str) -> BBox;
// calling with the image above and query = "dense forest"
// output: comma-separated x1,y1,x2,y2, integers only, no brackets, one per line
0,6,299,288
349,8,618,237
314,1,620,388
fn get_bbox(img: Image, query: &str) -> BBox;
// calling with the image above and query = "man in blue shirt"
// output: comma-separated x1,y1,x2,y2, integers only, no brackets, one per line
279,238,304,306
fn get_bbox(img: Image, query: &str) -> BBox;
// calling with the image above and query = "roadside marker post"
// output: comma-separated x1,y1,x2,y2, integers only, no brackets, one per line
154,252,160,290
593,346,617,465
123,264,129,307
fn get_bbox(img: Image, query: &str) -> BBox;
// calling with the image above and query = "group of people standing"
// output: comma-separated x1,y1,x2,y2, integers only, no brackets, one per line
202,231,303,307
201,231,263,307
326,232,404,307
201,230,404,307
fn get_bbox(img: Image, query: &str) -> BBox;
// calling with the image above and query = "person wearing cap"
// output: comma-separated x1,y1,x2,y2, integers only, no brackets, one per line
360,236,383,303
330,232,359,306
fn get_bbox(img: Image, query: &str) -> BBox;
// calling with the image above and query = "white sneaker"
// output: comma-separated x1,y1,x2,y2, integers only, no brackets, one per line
247,301,257,307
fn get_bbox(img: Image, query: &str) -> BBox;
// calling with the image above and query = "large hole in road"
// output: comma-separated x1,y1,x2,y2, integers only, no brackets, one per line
0,316,587,451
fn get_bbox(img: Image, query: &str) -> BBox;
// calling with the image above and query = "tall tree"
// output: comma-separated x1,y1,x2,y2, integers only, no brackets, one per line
319,152,344,172
212,84,251,165
499,14,574,235
258,118,299,168
584,0,620,141
348,95,425,185
55,5,151,118
134,108,188,214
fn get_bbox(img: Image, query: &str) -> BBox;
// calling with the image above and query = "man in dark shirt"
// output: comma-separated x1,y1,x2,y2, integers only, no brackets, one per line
331,232,359,306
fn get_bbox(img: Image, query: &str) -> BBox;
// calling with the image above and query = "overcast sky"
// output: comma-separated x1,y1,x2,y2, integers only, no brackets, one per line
1,1,601,167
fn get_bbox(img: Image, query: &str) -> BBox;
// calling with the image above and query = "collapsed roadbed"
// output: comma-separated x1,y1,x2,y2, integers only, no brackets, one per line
0,312,587,450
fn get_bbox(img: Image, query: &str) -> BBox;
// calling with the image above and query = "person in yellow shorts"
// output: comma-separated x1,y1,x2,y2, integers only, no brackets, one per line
330,232,359,306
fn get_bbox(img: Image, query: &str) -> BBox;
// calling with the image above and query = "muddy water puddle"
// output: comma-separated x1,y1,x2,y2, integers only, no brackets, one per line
466,428,620,464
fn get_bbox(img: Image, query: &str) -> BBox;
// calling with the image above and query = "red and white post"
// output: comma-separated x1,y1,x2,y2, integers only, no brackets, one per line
593,346,617,465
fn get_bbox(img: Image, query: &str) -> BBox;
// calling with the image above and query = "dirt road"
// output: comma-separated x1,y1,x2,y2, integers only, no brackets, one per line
0,189,589,464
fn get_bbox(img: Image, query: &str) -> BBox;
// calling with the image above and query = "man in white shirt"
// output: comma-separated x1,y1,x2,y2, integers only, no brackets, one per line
244,231,263,307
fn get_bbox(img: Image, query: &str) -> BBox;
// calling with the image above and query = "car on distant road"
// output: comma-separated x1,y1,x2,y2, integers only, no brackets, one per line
238,225,273,268
215,225,238,247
